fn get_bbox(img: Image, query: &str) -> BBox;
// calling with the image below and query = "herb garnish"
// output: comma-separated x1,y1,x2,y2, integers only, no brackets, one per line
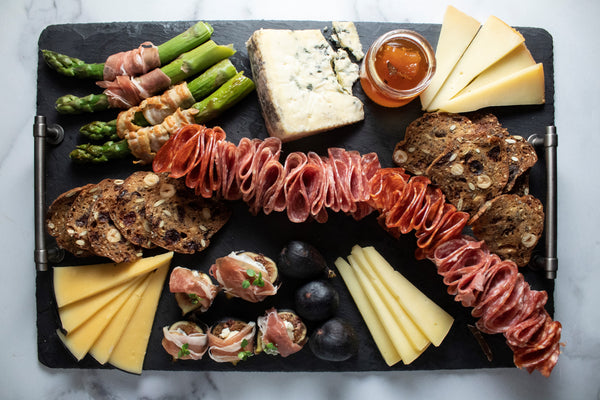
188,293,203,304
237,338,253,361
177,343,190,359
242,269,266,289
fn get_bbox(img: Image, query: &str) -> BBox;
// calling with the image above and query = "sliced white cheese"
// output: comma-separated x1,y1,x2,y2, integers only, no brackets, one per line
438,63,545,113
331,21,364,61
419,5,481,110
427,15,525,111
246,29,364,142
362,246,454,347
335,257,402,366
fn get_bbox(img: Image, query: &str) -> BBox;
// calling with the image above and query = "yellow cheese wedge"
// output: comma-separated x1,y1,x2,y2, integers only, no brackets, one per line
108,262,169,374
58,278,140,334
457,43,535,96
420,5,481,110
438,63,545,113
350,246,429,352
348,255,423,365
54,252,174,307
335,257,402,367
57,276,146,361
89,272,153,365
427,15,525,111
362,246,454,347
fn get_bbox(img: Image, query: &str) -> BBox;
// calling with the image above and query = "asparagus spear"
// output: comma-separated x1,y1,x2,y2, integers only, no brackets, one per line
80,59,238,141
41,21,214,80
56,40,235,114
69,73,255,163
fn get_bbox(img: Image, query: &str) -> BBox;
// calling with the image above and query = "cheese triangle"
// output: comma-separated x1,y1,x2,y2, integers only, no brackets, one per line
420,5,481,110
427,15,525,111
108,262,170,374
89,272,153,365
438,63,545,113
54,252,174,307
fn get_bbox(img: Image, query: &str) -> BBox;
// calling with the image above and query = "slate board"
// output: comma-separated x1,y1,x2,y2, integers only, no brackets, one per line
36,20,555,372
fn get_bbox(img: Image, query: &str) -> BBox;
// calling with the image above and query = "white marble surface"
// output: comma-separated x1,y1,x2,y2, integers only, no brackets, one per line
1,0,599,398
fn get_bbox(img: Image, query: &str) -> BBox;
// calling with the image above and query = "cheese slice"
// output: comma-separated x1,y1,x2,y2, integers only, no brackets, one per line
427,15,525,111
89,272,153,365
456,43,535,96
108,262,169,374
362,246,454,347
58,277,140,334
438,63,545,113
335,257,402,366
350,246,429,352
54,252,174,307
420,5,481,110
348,255,423,365
57,276,145,361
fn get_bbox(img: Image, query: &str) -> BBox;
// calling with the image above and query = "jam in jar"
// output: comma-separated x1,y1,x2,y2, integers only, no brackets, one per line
360,30,436,107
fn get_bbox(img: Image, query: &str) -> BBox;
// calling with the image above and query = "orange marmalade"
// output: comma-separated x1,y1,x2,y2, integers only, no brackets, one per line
360,30,436,108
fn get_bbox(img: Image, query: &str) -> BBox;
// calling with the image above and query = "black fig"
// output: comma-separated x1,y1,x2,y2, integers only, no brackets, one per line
309,318,358,362
295,280,339,321
278,240,329,280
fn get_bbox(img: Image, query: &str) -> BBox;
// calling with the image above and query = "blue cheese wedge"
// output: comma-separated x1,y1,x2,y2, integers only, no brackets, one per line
246,29,364,142
333,49,359,94
331,21,365,61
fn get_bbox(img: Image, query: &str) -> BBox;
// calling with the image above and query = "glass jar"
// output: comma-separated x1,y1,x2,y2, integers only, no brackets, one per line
360,29,436,108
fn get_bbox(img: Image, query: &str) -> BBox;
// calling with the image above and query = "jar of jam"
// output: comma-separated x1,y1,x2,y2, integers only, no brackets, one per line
360,29,436,108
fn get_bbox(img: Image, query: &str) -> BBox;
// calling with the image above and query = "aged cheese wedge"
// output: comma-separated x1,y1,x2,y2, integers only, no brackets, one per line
54,252,174,307
427,15,525,111
57,276,145,361
58,277,140,334
350,246,429,352
108,262,169,374
246,28,364,142
335,257,402,366
348,255,423,365
362,246,454,347
439,63,545,113
419,5,481,110
89,272,153,365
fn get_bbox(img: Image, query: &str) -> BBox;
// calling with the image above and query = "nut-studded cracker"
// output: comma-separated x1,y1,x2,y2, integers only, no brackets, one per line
110,171,160,249
470,194,544,267
65,183,106,253
146,174,231,254
393,112,474,176
87,178,143,263
426,132,510,217
46,184,94,258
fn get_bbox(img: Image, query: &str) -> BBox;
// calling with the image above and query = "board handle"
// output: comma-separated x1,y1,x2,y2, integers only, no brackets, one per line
528,126,558,279
34,115,65,272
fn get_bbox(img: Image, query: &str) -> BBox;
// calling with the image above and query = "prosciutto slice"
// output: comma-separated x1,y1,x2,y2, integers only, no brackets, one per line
257,308,304,357
97,68,171,109
207,321,256,363
162,322,208,360
168,266,218,313
103,41,161,81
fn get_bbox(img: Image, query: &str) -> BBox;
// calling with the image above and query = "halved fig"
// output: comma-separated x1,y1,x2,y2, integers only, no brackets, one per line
256,308,308,357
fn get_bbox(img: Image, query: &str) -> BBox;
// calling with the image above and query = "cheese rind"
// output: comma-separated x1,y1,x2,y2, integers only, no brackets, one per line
108,262,169,374
438,63,545,113
53,252,174,307
335,258,402,366
246,29,364,142
420,5,481,110
427,15,525,111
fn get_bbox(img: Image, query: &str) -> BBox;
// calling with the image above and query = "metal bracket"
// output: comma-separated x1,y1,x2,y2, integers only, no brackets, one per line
34,115,65,272
528,126,558,279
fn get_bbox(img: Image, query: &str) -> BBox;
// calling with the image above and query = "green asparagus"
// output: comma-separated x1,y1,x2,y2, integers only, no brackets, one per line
56,40,235,114
41,21,214,80
69,73,255,163
79,59,238,141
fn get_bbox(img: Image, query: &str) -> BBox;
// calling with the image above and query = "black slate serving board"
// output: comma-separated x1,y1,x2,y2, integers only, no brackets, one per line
36,20,555,372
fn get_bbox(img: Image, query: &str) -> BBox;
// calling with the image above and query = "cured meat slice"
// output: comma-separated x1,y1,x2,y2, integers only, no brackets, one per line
162,321,209,361
97,68,172,109
169,266,218,313
217,140,242,201
208,319,256,363
256,309,307,357
153,123,202,173
103,41,160,81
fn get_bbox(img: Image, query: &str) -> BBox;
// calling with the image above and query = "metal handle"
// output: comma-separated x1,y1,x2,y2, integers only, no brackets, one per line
34,115,64,272
528,126,558,279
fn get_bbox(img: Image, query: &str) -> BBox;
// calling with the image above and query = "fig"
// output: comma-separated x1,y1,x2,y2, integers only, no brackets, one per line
294,280,339,321
309,318,359,362
278,240,329,280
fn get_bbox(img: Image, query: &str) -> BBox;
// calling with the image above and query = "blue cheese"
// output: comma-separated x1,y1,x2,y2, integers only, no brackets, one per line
246,29,364,142
331,21,365,61
333,49,359,94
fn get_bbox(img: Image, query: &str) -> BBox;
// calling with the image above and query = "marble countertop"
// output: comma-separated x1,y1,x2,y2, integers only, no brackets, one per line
2,0,599,398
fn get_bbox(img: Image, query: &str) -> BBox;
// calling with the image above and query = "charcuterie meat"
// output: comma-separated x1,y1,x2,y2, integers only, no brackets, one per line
103,41,160,81
162,321,209,361
152,124,380,223
256,308,307,357
169,266,219,314
97,68,171,109
207,319,256,364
